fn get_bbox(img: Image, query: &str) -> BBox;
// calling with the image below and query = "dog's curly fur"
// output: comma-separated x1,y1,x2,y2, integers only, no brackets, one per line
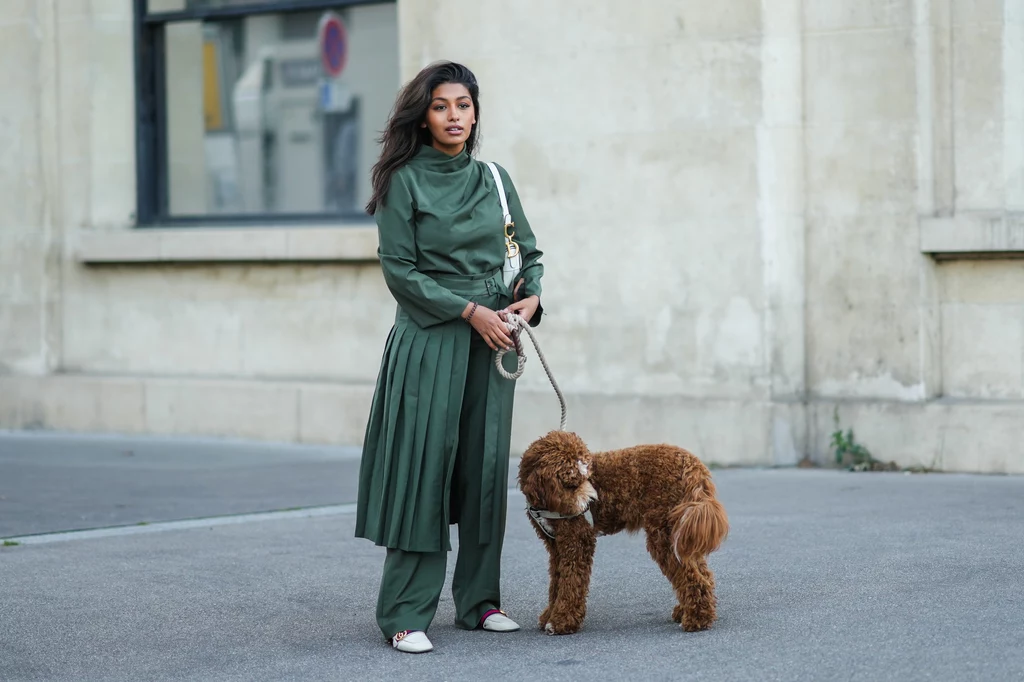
518,430,729,635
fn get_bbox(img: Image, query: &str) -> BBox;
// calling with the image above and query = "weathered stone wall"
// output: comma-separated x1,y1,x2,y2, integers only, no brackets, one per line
2,0,1022,473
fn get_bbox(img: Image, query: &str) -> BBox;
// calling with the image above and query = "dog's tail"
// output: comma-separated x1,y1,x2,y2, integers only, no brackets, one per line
669,469,729,563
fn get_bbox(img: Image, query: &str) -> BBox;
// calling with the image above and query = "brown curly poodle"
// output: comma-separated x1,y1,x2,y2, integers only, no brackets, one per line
517,430,729,635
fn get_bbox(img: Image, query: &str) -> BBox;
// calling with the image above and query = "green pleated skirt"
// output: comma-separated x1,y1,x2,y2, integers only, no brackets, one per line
355,269,518,553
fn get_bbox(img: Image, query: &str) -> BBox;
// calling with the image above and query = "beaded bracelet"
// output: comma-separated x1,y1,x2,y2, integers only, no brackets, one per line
464,302,479,324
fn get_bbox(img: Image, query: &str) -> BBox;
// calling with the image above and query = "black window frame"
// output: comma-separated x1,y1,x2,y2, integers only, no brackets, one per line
133,0,392,228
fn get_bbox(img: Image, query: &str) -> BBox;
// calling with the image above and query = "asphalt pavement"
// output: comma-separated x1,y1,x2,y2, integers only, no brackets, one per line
1,431,1022,682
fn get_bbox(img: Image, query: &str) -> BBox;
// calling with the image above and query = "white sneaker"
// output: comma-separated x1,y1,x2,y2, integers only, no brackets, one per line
481,610,520,632
391,630,433,653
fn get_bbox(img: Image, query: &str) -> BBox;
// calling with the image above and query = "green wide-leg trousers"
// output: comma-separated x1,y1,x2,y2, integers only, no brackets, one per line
375,333,508,638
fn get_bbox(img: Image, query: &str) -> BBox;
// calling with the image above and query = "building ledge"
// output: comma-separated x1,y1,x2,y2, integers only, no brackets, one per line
74,226,379,264
921,212,1024,259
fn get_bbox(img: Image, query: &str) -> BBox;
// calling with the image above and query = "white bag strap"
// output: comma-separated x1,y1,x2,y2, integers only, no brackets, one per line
486,162,512,224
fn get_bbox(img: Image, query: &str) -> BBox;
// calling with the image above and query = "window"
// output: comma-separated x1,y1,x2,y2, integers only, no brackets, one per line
134,0,397,226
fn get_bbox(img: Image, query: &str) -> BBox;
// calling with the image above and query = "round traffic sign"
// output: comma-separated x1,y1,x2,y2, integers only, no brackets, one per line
319,13,348,78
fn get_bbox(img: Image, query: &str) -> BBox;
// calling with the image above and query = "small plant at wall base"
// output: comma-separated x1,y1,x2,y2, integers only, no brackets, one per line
830,409,898,472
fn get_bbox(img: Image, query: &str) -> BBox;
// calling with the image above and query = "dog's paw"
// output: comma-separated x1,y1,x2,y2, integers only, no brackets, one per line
671,605,684,623
680,616,715,632
544,618,581,635
538,608,551,629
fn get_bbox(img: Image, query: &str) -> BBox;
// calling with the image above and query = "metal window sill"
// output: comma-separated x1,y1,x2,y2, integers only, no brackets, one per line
74,226,379,264
921,212,1024,260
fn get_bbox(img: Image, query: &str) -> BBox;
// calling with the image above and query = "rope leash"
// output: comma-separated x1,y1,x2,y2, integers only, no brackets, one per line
494,313,568,431
494,313,582,537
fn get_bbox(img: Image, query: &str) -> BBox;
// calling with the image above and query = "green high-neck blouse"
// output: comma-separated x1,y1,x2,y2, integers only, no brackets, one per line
375,144,544,328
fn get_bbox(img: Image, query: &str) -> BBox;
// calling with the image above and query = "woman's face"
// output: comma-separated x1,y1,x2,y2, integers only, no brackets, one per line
422,82,475,155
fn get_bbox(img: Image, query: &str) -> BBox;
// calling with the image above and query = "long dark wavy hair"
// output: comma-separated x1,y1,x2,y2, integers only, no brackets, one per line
365,61,481,215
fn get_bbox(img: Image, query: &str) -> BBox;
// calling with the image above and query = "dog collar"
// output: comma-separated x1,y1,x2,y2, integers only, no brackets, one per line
527,505,595,539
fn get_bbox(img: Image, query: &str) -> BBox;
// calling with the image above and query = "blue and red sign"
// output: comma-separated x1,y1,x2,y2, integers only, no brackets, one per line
318,13,348,79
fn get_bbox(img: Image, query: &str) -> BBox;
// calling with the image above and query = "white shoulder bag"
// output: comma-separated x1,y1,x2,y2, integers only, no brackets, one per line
486,162,522,289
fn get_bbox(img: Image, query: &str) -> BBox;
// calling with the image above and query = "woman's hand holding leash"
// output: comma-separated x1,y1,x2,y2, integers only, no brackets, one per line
463,302,514,351
502,295,540,324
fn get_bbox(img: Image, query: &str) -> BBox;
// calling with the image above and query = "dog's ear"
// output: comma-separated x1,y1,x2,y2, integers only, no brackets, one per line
522,467,559,508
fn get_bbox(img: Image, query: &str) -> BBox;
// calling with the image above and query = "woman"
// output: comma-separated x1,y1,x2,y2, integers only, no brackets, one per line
355,61,544,654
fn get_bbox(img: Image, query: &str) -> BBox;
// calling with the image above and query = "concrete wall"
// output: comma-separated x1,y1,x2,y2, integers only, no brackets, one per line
2,0,1023,473
399,1,793,464
0,1,63,377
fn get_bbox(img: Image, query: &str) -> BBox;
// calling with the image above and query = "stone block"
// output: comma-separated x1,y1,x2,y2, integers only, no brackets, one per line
89,16,136,227
0,376,23,426
518,127,759,228
0,231,50,304
951,0,1004,25
157,230,289,261
73,227,381,264
0,302,46,374
284,227,380,261
512,390,773,466
144,379,300,442
952,22,1004,124
90,0,133,20
939,260,1024,304
953,120,1005,210
88,159,135,229
0,1,36,25
56,17,93,167
61,160,94,231
805,122,917,218
407,0,761,60
0,24,44,231
804,29,916,123
770,401,806,465
687,302,767,396
921,212,1024,254
804,0,913,31
807,302,928,400
55,0,91,23
806,213,923,307
676,0,763,38
237,299,384,382
941,303,1023,398
474,37,760,141
764,294,807,398
61,296,246,376
28,376,146,433
0,169,45,233
665,39,763,128
949,21,1005,210
73,229,160,262
809,399,1024,474
89,18,135,163
0,24,39,98
808,400,942,469
932,402,1024,473
68,261,330,305
297,383,374,445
